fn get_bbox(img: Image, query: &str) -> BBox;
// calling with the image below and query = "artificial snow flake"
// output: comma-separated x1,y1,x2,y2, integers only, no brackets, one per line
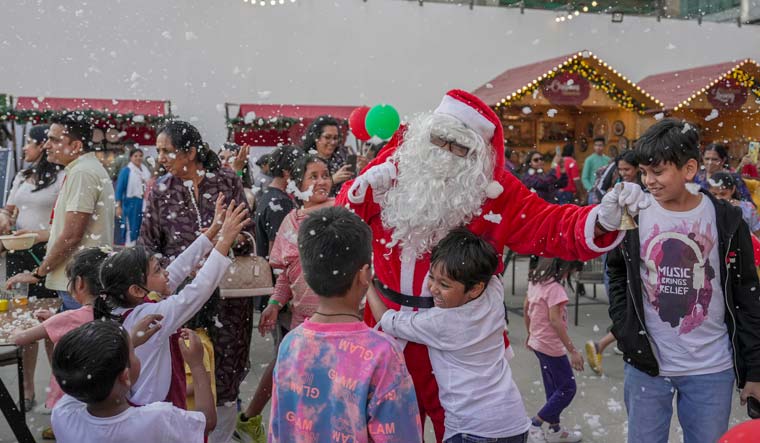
483,211,502,224
705,109,719,122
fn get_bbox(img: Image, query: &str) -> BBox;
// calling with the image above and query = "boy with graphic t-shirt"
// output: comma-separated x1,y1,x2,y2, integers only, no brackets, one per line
605,118,760,443
269,207,421,443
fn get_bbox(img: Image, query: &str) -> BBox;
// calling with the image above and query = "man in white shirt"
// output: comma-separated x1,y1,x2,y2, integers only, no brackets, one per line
7,112,114,310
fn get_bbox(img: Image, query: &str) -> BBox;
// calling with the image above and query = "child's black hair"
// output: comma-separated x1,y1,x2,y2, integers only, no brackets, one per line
529,257,578,285
52,320,130,404
95,246,152,319
298,206,372,297
593,136,606,145
66,248,109,300
709,171,741,200
429,228,498,292
635,118,700,168
268,145,304,178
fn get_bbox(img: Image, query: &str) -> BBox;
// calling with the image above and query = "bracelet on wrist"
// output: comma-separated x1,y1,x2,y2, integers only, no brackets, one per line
32,268,45,280
268,299,281,307
236,170,244,177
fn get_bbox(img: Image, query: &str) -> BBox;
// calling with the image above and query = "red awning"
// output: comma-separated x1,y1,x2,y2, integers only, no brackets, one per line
472,53,578,106
236,104,356,120
637,60,755,110
231,103,356,147
15,96,169,116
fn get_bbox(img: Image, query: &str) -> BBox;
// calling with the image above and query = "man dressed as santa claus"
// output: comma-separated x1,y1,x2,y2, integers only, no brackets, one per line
336,89,646,442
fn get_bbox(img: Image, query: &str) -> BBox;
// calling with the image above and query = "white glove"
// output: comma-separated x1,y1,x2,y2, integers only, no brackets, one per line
347,161,397,204
597,182,651,231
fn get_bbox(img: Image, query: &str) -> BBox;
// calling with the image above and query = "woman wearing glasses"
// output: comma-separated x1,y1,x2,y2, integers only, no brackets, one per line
301,116,366,195
521,150,568,203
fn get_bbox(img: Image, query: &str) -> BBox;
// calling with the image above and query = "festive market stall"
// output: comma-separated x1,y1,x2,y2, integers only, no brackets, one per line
225,103,355,148
638,58,760,164
472,50,663,165
9,96,172,171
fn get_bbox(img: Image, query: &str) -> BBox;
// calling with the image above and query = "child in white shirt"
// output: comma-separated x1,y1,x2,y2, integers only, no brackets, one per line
366,228,530,443
51,320,216,443
94,195,249,407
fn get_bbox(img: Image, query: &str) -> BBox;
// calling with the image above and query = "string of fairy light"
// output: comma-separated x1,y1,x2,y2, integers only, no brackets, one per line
555,1,598,22
242,0,296,5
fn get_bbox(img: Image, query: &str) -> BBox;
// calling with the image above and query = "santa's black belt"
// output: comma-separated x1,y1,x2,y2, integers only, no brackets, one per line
373,278,435,309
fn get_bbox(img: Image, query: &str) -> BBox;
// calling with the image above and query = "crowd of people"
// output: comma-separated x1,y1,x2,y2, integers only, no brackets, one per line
3,88,760,443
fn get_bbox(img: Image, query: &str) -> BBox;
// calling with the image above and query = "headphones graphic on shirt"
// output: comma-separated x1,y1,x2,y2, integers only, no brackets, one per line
644,232,706,291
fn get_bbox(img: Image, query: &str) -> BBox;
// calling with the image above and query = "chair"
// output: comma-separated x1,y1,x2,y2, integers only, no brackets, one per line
572,256,606,326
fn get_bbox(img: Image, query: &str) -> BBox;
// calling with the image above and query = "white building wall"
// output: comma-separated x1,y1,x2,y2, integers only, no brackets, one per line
1,0,759,146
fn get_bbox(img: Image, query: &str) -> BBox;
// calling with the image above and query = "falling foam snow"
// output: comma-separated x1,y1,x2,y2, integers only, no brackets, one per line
547,109,558,118
705,109,719,121
685,182,701,195
607,398,623,413
654,112,665,120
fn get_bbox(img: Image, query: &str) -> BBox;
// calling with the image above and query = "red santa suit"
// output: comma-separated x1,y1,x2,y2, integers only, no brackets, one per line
336,90,624,442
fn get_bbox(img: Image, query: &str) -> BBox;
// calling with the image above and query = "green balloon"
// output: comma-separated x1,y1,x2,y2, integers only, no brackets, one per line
365,104,400,140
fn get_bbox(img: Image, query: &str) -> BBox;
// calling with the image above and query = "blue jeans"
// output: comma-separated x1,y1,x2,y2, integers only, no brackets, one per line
445,432,527,443
119,197,144,244
624,364,734,443
57,290,81,311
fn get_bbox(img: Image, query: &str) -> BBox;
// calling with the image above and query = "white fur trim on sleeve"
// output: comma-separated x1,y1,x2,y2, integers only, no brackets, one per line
434,95,495,142
584,205,626,253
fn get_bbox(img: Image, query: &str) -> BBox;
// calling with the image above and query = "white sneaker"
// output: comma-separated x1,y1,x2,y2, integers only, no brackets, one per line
545,426,582,443
528,425,547,443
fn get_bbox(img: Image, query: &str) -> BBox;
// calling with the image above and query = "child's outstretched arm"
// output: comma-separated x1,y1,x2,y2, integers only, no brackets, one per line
10,324,48,346
179,329,217,436
366,284,389,323
132,201,250,338
548,304,583,371
165,195,227,293
213,200,250,257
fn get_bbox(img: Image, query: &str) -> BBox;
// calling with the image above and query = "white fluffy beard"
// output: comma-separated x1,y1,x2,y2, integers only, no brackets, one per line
380,113,494,257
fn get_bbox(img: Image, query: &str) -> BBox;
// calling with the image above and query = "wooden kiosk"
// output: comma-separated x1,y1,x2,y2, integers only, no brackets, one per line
639,59,760,164
472,50,663,166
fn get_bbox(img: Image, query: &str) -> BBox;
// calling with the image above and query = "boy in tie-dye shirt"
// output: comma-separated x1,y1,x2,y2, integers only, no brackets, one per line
269,207,421,443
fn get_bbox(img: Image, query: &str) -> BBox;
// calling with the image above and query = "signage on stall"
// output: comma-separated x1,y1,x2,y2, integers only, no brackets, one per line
707,78,748,111
542,72,590,106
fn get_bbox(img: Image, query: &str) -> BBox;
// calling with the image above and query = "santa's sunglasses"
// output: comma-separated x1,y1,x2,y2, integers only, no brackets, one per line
429,134,470,158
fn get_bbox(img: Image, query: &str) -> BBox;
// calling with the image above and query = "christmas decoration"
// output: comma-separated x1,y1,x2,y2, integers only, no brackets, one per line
349,106,372,141
494,55,654,114
365,104,400,140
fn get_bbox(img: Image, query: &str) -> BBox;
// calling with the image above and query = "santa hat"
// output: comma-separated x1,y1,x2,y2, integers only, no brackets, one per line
434,89,505,199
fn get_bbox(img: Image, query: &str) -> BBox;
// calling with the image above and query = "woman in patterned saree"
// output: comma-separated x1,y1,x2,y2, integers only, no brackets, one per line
138,120,256,442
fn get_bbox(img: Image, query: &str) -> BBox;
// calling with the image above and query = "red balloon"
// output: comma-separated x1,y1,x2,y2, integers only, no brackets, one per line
720,420,760,443
349,106,371,141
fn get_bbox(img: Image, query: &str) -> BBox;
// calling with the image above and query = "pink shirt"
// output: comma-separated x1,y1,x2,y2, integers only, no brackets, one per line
41,305,94,407
526,281,569,357
270,204,332,329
